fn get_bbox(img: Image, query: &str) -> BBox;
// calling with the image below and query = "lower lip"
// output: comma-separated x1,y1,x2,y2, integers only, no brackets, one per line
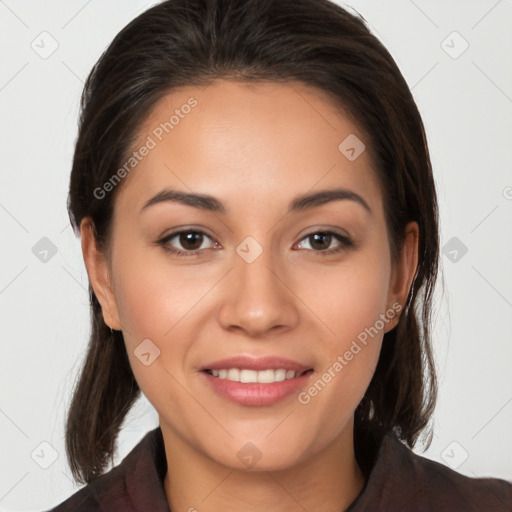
201,370,313,406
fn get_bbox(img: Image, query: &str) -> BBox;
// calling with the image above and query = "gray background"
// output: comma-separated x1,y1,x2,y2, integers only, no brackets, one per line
1,0,511,510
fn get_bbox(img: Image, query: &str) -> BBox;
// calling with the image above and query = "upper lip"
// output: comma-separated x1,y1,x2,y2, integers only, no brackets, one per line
201,356,312,373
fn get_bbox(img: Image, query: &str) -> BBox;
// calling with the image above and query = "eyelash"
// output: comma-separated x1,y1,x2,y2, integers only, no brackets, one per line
156,229,353,257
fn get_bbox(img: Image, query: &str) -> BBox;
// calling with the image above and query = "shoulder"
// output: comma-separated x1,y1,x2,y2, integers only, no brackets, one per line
47,455,133,512
404,442,511,511
47,428,168,512
46,487,110,511
352,430,512,512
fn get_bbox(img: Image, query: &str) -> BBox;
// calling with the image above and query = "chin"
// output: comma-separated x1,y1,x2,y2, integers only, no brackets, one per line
208,436,309,473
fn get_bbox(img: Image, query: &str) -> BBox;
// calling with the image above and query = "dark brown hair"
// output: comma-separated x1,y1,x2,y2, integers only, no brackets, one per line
66,0,439,484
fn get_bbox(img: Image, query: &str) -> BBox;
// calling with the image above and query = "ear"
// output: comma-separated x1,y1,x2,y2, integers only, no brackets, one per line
385,221,419,332
80,217,122,331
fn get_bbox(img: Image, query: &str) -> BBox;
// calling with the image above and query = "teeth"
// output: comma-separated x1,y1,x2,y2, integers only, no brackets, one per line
240,369,258,383
227,368,240,381
256,369,275,383
208,368,299,383
274,369,286,382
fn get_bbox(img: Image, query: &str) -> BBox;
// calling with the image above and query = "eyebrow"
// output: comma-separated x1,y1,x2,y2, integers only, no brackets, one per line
139,187,372,215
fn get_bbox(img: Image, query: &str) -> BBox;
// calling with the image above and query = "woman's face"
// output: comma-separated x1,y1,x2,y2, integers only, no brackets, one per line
84,79,417,470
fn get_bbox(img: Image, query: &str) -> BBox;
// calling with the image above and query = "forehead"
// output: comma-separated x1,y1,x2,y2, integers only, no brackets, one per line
114,79,382,217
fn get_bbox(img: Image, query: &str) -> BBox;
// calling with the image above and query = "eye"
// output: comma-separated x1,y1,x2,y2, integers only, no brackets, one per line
295,231,353,255
157,229,220,256
157,228,353,257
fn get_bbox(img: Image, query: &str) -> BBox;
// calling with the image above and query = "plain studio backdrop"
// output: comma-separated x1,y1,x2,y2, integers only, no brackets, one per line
1,1,511,510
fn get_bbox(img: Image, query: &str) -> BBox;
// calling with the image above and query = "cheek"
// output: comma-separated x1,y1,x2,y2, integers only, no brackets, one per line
302,244,392,400
110,249,198,414
310,250,392,346
111,241,210,343
109,240,221,394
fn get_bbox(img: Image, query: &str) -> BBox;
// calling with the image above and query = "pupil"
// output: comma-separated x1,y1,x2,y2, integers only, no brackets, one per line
181,232,202,250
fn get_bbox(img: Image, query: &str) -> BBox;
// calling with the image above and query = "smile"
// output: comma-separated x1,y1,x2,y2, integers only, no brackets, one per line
202,368,314,406
204,368,311,383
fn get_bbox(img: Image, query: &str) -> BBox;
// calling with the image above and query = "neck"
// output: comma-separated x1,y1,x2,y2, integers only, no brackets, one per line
162,420,366,512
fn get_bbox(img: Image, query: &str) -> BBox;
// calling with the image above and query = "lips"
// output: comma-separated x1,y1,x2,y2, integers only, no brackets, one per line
201,355,311,373
200,355,314,406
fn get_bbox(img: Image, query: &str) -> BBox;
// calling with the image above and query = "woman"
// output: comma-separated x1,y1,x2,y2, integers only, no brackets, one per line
50,0,512,510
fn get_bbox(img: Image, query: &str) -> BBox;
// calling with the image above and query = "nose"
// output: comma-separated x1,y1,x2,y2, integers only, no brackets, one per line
216,245,300,338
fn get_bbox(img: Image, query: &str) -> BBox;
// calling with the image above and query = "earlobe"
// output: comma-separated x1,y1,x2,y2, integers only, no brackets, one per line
80,217,122,331
385,221,419,332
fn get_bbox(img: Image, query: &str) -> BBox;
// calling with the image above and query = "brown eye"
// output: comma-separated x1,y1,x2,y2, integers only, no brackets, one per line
308,233,332,251
157,229,219,256
296,231,353,254
178,232,204,250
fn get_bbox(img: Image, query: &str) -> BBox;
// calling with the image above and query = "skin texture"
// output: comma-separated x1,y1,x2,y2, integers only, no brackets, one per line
81,79,419,512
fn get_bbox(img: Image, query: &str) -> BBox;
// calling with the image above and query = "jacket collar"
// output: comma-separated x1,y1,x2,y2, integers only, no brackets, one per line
120,427,407,511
